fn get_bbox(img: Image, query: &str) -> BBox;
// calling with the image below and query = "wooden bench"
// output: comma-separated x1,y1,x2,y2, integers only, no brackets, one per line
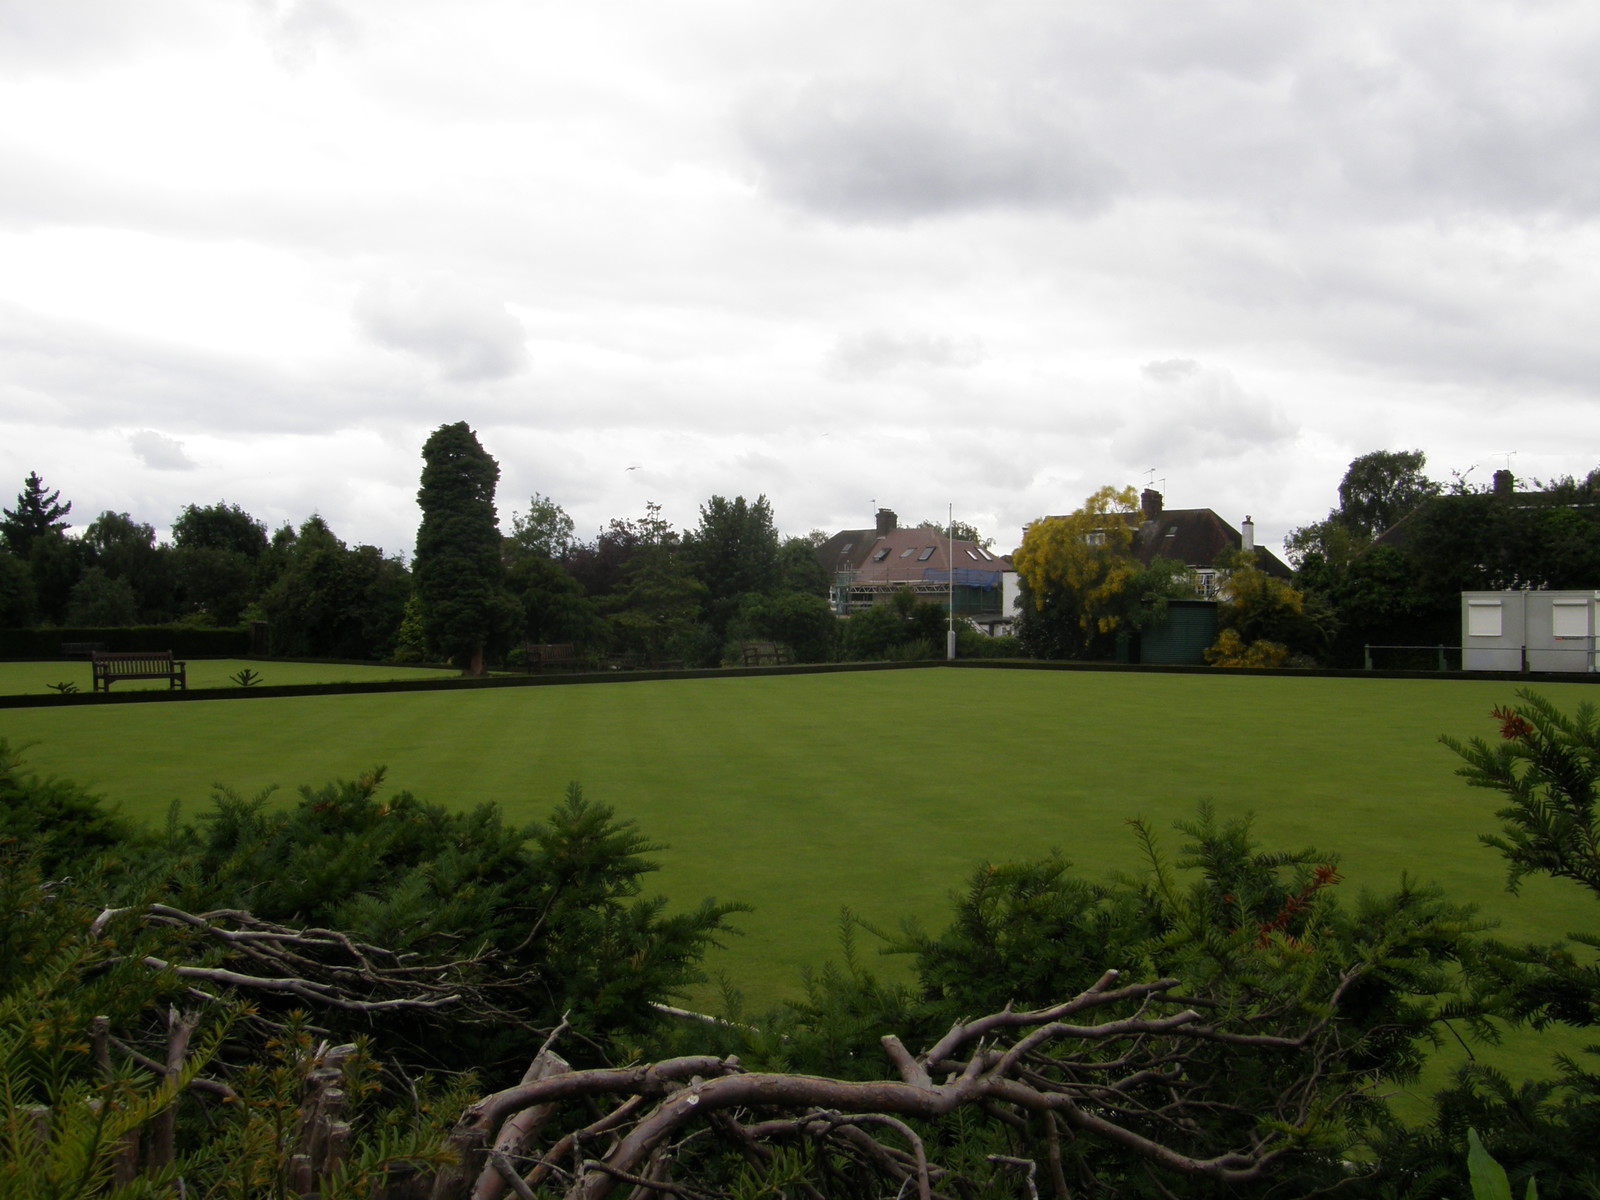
523,643,584,673
91,651,187,693
741,641,792,667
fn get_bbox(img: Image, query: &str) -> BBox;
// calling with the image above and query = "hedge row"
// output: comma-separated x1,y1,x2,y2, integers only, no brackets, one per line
0,626,253,660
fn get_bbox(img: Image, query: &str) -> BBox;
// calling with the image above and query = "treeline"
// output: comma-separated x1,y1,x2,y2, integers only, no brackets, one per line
1289,451,1600,666
5,693,1600,1195
0,445,994,667
1014,455,1600,669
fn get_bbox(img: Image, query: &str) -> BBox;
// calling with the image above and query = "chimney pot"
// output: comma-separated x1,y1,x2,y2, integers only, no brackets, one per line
1241,515,1255,552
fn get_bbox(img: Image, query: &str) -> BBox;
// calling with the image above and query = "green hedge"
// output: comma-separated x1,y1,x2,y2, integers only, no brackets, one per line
0,626,252,660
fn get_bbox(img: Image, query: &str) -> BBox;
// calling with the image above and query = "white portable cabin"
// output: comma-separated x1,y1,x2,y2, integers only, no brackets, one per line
1462,590,1599,673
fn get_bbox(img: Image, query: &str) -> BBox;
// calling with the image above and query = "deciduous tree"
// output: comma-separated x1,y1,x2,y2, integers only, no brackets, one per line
171,501,270,625
505,491,576,562
682,493,780,635
1013,485,1187,659
81,510,173,622
259,515,412,660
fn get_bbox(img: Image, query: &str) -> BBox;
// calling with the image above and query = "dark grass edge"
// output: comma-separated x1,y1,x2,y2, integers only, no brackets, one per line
2,657,1593,710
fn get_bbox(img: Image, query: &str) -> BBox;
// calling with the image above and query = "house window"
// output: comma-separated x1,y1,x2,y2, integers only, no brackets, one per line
917,547,935,561
1553,600,1590,639
965,548,979,560
872,548,890,562
1467,600,1503,638
1085,530,1107,546
899,547,916,558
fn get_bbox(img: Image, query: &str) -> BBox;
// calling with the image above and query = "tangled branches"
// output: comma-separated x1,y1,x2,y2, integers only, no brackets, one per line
432,969,1353,1200
97,902,513,1018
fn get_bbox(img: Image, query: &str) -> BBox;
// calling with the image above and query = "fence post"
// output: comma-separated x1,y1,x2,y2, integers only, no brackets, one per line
1364,644,1373,670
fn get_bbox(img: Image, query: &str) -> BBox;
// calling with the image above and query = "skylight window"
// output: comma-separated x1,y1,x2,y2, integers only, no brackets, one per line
917,547,935,561
898,547,916,558
872,548,890,562
965,548,979,560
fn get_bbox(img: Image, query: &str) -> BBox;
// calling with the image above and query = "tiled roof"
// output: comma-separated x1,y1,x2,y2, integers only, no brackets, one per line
847,528,1013,586
1132,509,1291,577
817,529,876,572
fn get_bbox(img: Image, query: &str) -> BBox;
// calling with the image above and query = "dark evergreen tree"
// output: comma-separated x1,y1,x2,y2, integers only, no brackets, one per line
414,421,521,674
1383,692,1600,1198
1,471,72,557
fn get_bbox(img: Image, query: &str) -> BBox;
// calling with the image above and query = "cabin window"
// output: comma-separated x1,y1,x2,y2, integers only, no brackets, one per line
1467,600,1503,638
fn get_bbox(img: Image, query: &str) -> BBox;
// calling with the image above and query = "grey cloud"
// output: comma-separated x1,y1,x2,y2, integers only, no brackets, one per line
1141,358,1201,385
130,430,197,470
0,301,449,436
352,279,529,382
739,74,1121,223
828,330,984,377
1117,364,1296,466
740,6,1600,227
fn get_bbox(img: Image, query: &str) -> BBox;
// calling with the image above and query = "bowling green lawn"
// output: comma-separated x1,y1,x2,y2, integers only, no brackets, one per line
5,663,1598,1107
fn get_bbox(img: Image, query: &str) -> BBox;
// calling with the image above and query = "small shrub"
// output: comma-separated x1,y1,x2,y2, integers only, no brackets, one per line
1204,629,1289,668
230,668,264,688
46,681,79,694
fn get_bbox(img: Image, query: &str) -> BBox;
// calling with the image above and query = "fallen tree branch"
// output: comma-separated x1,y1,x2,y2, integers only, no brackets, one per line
440,969,1355,1200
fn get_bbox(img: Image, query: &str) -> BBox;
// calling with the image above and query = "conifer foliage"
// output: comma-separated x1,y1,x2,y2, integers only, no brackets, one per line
414,422,522,674
1,470,72,557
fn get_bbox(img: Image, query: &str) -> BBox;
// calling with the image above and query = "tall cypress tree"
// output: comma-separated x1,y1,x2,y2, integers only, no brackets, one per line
414,422,521,674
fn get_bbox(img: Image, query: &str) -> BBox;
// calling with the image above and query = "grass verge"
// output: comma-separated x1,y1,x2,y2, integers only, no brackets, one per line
4,665,1595,1106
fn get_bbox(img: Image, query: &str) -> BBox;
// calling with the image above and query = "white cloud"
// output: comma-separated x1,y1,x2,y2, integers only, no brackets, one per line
129,430,197,471
248,0,360,72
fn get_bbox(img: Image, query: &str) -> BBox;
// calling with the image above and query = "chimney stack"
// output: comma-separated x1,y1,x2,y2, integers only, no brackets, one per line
1241,515,1255,552
875,508,898,535
1493,469,1515,497
1140,488,1163,521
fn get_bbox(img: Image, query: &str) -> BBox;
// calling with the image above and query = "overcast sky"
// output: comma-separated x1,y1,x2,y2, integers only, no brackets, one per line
3,0,1597,561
